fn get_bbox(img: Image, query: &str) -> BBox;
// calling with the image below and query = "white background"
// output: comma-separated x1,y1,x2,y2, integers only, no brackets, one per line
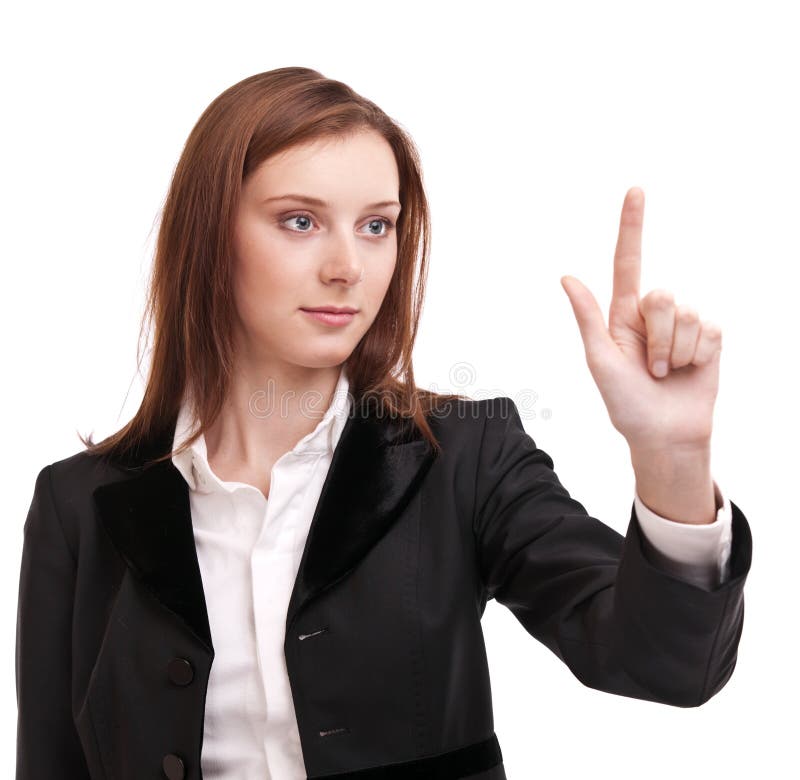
2,1,795,776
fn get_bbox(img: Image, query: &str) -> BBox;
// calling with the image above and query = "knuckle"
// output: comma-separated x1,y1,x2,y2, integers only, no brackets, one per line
643,289,675,309
702,320,723,341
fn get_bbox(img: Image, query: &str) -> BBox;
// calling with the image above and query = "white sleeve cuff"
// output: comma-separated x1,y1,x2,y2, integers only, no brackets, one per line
633,479,733,589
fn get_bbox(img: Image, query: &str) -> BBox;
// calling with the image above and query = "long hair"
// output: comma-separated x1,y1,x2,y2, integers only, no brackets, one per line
80,67,469,466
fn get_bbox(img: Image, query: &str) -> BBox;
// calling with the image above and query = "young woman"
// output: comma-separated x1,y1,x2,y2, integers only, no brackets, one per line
15,67,752,780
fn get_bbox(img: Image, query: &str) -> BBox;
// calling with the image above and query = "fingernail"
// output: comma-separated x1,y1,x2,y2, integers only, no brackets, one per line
652,360,668,377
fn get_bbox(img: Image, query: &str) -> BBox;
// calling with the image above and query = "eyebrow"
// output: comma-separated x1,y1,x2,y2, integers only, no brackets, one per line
261,193,402,210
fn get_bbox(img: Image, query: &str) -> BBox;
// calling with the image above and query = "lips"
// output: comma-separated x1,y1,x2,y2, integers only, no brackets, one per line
301,306,359,314
301,309,357,327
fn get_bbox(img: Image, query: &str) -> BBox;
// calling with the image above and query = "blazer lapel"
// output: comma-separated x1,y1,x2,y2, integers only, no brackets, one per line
285,399,438,631
92,398,438,653
92,452,214,652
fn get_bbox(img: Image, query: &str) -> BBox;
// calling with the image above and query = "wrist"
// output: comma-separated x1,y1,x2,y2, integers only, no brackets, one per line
630,443,716,525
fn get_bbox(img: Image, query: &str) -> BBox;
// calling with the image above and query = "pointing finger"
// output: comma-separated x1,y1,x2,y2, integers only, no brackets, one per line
612,187,645,307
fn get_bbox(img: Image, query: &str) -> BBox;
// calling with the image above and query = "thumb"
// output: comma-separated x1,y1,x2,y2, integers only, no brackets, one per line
560,275,617,369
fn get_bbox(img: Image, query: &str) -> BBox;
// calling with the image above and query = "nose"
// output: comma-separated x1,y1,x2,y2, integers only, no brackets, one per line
321,230,365,285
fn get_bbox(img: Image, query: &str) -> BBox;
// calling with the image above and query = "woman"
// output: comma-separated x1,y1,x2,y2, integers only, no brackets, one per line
15,67,752,780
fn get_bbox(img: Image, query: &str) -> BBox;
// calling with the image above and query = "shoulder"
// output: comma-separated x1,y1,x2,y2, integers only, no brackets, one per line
426,394,522,436
420,395,527,464
47,447,134,493
29,448,137,551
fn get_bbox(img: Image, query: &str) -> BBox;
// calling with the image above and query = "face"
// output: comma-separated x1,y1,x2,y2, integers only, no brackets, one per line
230,128,401,373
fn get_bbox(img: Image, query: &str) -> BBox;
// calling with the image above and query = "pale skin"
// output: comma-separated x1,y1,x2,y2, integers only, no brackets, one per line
560,187,721,525
204,129,401,498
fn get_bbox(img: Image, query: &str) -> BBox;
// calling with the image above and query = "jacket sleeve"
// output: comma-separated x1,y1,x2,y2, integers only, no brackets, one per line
633,479,733,589
473,398,752,708
16,464,91,779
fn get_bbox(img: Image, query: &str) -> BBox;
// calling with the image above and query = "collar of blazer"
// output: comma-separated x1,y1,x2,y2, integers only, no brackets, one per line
91,396,439,655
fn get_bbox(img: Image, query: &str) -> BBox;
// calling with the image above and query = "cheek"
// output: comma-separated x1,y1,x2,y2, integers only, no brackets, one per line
362,263,396,320
373,255,397,299
233,237,303,311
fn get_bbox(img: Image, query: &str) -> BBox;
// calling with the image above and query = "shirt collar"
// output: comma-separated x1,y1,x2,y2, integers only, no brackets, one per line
171,365,352,494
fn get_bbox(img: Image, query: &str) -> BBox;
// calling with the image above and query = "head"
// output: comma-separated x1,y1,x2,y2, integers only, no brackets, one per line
81,67,466,464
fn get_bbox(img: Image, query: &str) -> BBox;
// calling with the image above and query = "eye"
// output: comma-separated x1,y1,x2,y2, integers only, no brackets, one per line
362,218,394,237
280,212,395,238
282,213,314,233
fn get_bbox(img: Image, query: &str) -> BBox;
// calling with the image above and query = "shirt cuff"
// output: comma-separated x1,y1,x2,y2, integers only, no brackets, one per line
633,479,733,590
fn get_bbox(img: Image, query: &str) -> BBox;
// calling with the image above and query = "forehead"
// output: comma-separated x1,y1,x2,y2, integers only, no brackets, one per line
246,130,400,200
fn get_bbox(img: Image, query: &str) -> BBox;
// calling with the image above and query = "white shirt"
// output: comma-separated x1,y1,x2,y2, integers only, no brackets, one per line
170,365,733,778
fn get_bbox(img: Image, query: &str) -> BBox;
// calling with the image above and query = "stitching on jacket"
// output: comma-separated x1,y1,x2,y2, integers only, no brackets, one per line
698,583,734,706
86,695,112,780
410,487,426,755
45,463,79,567
43,462,97,776
471,401,490,550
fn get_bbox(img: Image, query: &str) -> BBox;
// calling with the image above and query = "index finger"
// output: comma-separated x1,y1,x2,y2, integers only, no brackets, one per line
612,186,645,303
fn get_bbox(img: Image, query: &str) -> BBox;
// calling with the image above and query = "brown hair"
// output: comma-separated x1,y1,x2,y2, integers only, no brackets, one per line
80,67,469,466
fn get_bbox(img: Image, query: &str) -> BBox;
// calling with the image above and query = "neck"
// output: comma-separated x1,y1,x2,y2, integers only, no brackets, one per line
203,362,345,471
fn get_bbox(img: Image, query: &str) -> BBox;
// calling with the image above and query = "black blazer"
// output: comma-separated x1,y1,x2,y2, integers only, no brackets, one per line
15,396,752,780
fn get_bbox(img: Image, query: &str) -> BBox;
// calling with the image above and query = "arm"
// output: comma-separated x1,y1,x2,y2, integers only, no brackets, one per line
473,398,752,708
16,465,91,779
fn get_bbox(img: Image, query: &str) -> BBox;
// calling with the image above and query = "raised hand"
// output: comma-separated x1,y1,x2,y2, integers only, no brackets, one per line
560,187,722,454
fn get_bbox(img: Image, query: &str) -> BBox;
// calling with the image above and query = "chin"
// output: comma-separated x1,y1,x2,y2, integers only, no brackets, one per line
288,346,354,370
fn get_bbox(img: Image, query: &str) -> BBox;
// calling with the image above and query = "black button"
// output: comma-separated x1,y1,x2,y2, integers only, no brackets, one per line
167,657,194,686
162,753,185,780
